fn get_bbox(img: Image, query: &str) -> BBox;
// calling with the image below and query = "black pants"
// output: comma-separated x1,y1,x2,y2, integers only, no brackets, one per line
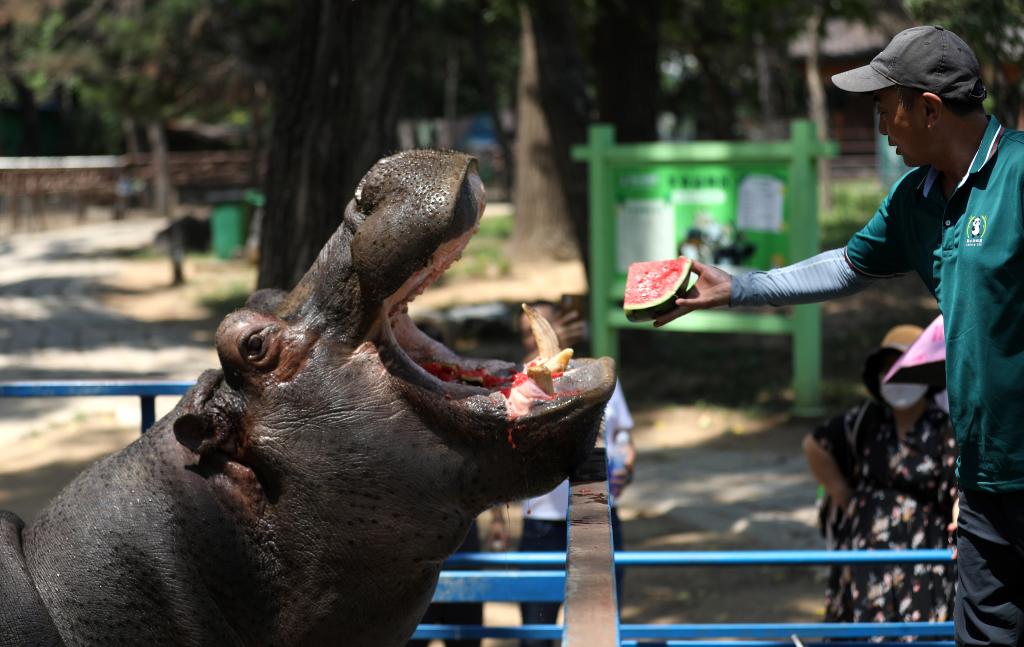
955,488,1024,646
517,510,624,647
407,520,482,647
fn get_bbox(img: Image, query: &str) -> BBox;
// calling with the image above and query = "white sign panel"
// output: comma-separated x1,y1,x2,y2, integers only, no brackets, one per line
616,199,676,272
669,187,728,205
737,175,784,232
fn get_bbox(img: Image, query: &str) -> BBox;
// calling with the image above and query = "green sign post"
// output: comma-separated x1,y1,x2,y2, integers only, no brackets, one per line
572,120,837,415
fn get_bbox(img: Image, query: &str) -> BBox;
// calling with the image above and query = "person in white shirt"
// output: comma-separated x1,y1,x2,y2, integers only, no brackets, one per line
486,301,635,647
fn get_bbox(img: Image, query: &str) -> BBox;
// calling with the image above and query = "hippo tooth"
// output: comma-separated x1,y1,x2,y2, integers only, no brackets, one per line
521,303,561,362
526,364,554,395
542,348,573,374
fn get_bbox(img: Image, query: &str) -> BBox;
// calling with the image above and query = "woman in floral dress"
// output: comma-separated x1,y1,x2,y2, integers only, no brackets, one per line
803,325,958,635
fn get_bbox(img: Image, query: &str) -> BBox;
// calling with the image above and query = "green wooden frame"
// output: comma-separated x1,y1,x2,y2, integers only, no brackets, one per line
572,120,837,415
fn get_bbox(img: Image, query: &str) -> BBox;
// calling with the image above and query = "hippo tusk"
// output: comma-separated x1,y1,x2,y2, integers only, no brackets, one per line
521,303,561,362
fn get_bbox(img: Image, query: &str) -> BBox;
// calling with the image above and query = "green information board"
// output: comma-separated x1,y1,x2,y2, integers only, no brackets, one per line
572,120,837,415
612,164,791,277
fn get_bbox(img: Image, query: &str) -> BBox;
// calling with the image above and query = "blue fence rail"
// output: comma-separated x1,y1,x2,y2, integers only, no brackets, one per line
0,380,194,432
1,381,957,645
425,553,955,645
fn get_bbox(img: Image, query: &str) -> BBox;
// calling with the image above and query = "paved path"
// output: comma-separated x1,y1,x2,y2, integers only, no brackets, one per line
0,218,221,520
0,217,218,380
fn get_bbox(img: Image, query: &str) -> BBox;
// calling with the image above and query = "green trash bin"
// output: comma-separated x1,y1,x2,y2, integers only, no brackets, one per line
210,201,248,259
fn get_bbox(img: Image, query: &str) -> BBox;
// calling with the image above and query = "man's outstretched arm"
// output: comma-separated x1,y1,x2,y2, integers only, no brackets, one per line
652,248,882,327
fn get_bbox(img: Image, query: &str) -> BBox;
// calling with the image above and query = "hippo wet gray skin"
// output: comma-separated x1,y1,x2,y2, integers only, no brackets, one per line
0,150,616,646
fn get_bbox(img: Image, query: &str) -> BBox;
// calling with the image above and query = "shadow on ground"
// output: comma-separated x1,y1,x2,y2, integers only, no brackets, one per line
1,456,114,523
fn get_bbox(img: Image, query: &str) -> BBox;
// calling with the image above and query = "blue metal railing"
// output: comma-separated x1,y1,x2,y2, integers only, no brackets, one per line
0,380,194,432
1,380,957,645
445,549,955,567
413,624,954,643
427,550,955,644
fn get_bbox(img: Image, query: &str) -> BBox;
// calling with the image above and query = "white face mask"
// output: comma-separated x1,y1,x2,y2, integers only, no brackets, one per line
879,382,928,409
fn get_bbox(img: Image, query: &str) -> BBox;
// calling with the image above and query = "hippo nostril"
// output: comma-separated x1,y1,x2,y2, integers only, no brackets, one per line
246,334,264,357
241,331,270,363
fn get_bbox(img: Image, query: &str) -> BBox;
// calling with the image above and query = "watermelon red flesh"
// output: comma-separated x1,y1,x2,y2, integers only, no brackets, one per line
623,257,694,321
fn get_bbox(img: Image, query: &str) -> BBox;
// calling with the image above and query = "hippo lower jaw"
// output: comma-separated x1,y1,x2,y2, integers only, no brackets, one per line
379,308,614,422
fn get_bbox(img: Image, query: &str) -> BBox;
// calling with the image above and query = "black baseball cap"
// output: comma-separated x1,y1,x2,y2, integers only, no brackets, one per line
832,25,987,102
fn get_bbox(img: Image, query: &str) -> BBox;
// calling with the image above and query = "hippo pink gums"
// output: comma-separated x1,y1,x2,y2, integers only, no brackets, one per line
0,150,616,646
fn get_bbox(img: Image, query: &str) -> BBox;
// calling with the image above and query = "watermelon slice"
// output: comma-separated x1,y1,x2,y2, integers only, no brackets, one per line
623,257,697,322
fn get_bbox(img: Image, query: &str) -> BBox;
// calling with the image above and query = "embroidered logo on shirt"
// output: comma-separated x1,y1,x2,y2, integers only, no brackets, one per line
965,215,987,247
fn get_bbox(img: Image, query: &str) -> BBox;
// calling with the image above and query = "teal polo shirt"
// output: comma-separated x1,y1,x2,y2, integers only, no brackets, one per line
846,117,1024,492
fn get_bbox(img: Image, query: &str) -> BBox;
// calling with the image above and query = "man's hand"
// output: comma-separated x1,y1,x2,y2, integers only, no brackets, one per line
653,260,733,327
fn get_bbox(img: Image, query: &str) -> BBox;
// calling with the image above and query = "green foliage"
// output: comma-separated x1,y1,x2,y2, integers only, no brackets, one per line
199,280,254,318
9,0,1004,164
820,178,886,249
2,0,287,152
438,213,513,282
73,0,240,119
400,0,520,120
659,0,776,138
476,212,514,238
656,0,887,139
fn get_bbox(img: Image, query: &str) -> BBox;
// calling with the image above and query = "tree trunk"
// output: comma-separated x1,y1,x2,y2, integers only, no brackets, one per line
258,0,414,291
804,4,831,216
146,120,172,218
471,0,515,200
692,48,737,140
592,0,660,142
440,48,459,150
754,31,775,126
8,74,40,155
510,4,581,264
247,79,269,188
511,0,593,269
753,28,787,140
122,117,141,155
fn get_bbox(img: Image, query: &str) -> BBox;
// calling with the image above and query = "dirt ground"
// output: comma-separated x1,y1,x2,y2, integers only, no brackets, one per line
0,211,941,644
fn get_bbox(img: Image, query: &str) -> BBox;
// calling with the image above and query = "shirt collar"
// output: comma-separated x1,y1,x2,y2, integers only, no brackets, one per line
921,167,940,197
919,116,1005,198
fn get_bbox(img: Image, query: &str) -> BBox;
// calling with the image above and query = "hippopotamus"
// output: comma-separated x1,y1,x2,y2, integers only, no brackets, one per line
0,150,616,646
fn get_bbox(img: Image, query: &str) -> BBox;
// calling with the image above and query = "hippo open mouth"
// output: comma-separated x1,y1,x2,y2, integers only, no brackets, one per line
371,167,614,426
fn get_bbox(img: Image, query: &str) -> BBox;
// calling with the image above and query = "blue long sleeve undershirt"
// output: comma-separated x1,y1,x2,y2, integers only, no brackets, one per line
729,247,881,307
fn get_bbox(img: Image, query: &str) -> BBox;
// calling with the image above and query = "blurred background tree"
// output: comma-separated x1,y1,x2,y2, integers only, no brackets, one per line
2,0,1023,288
0,0,277,215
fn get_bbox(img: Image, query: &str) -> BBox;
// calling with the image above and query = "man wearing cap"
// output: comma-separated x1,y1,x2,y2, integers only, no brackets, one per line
651,26,1024,646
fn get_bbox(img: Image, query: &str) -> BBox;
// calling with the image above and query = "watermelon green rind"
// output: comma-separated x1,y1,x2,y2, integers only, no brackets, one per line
622,258,694,322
